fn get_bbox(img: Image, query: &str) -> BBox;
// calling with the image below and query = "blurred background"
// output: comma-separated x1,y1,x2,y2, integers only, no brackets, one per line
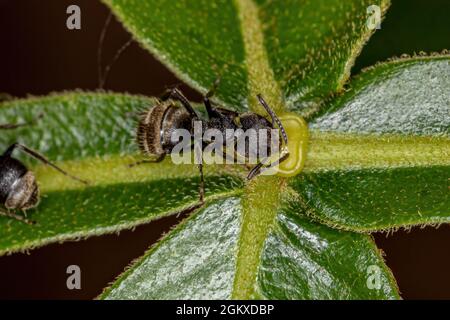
0,0,449,299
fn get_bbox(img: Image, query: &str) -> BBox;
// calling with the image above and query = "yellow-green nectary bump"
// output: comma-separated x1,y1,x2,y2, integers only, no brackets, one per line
277,113,309,177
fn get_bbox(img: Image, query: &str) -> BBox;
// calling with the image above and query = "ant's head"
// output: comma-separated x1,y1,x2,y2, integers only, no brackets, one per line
239,112,273,131
234,112,283,161
240,112,282,150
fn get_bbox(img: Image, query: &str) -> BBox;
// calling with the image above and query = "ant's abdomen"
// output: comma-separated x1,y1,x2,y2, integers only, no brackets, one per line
0,156,28,204
136,101,169,156
5,171,39,210
160,104,193,154
137,101,193,156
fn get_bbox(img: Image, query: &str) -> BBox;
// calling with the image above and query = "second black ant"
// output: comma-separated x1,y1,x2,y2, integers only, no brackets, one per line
0,118,88,224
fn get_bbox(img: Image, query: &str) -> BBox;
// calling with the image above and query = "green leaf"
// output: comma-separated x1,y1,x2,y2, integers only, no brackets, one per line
101,196,399,300
253,0,390,112
97,0,407,300
103,0,388,114
8,0,448,301
295,57,450,232
99,59,450,300
0,93,243,255
258,204,399,299
102,197,242,300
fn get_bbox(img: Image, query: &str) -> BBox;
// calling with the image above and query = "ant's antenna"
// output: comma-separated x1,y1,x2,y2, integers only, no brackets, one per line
4,143,89,185
0,113,44,130
97,12,134,89
97,12,112,88
257,94,288,145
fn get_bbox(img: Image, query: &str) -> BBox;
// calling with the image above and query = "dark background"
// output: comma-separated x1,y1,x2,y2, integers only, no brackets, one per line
0,0,449,299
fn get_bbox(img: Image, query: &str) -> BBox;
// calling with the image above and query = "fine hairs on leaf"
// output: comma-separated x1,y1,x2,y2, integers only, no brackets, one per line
0,0,448,300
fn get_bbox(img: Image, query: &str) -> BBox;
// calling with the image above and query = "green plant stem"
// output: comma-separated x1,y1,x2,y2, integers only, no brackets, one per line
232,0,286,299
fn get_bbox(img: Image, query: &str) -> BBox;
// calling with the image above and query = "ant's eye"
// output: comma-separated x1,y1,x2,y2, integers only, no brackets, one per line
276,113,309,177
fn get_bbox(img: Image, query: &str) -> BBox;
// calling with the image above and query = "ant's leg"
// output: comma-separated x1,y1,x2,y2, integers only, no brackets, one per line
160,87,198,118
219,147,236,164
247,151,290,180
198,162,205,203
206,77,221,99
256,152,290,177
169,145,207,218
247,157,270,180
203,96,215,118
218,138,253,169
5,143,88,185
0,113,44,130
175,162,205,218
218,147,253,172
203,77,222,118
193,139,205,204
128,154,166,168
257,94,288,146
172,162,206,218
175,201,205,218
0,208,35,225
0,123,27,130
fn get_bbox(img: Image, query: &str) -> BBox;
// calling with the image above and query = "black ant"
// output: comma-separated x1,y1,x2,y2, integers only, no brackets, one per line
133,83,289,205
0,120,88,224
96,14,289,206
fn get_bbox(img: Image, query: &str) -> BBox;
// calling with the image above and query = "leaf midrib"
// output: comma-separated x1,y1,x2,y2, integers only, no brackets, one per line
31,129,449,194
33,155,244,192
230,0,287,299
305,131,450,172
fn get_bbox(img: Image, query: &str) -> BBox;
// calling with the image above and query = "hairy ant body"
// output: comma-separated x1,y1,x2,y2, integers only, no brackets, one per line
134,84,289,205
96,15,289,206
